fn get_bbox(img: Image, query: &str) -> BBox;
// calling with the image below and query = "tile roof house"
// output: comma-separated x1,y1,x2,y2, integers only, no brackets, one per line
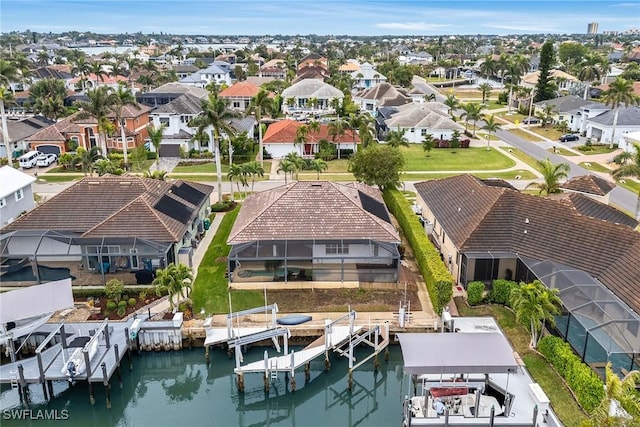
354,82,413,114
351,62,387,91
0,116,55,159
218,81,267,111
585,105,640,148
262,119,359,158
413,174,640,314
560,174,616,204
138,82,210,108
522,69,579,92
179,61,233,88
227,181,400,287
25,103,151,155
0,166,36,227
534,95,608,133
1,175,213,284
382,102,464,143
280,80,344,116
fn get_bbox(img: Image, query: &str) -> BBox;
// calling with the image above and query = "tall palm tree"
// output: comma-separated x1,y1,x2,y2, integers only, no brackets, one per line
70,55,91,92
227,164,247,198
284,152,305,180
147,124,166,171
294,124,309,155
0,59,19,165
191,94,238,202
88,61,107,88
347,113,372,152
386,128,410,148
578,54,606,100
504,55,530,113
153,263,193,312
510,280,562,348
444,94,459,117
328,118,348,158
481,115,501,151
125,56,141,91
29,78,67,120
111,86,139,169
588,363,640,426
75,86,115,154
526,158,570,195
276,158,295,184
611,142,640,221
602,78,640,149
460,102,484,136
245,89,273,168
478,82,493,104
310,158,328,179
244,160,264,192
479,56,497,81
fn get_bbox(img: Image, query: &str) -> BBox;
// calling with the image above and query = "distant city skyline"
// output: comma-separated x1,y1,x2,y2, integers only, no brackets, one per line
1,0,638,36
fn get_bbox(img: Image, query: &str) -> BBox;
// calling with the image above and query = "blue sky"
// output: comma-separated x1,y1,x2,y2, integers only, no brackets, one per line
1,0,638,36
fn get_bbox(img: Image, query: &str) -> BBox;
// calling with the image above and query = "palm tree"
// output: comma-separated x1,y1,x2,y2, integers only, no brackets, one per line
310,158,328,179
504,55,530,113
76,87,115,154
578,54,606,100
588,363,640,426
73,146,103,176
294,124,309,155
143,170,168,180
460,102,484,137
611,142,640,221
444,94,459,117
125,57,141,90
191,94,238,202
88,61,107,88
111,86,139,169
244,160,264,192
347,113,373,152
190,128,209,153
147,124,166,171
277,158,295,184
386,128,410,148
284,152,305,180
29,78,68,120
602,78,640,149
526,158,570,195
479,56,497,81
227,164,247,198
328,119,347,159
481,115,501,151
70,55,91,92
510,280,562,348
153,263,193,312
0,59,19,165
478,83,493,104
246,89,273,167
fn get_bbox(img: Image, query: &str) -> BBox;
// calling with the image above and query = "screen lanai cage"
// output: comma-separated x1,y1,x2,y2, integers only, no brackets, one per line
0,230,173,286
227,238,400,284
519,256,640,376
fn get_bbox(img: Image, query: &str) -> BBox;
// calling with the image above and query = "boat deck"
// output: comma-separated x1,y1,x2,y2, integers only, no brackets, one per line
235,325,363,374
204,327,270,347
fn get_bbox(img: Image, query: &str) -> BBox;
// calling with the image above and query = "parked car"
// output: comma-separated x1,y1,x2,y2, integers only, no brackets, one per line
36,153,57,167
522,117,540,124
559,134,579,142
18,150,42,168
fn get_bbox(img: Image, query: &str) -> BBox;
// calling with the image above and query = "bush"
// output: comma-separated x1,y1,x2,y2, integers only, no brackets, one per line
118,300,128,310
383,189,453,314
488,279,517,305
105,279,125,304
497,91,508,104
128,298,137,307
106,300,117,312
538,335,604,413
117,307,126,317
211,200,237,212
467,281,485,305
73,287,159,299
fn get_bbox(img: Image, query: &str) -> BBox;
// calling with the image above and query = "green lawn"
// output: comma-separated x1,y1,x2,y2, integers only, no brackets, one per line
455,300,587,427
191,206,263,315
399,170,537,181
499,147,544,172
575,145,618,155
579,162,611,173
548,147,578,156
38,175,83,183
172,162,229,173
508,128,543,142
617,178,640,194
404,146,515,171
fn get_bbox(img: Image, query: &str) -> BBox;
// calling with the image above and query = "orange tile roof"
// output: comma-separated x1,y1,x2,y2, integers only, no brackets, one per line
263,119,359,144
218,81,262,98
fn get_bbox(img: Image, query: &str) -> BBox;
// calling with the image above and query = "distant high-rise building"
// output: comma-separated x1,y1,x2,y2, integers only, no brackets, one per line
587,22,599,34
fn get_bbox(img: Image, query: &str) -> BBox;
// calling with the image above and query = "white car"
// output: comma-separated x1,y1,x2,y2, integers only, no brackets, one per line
36,153,57,167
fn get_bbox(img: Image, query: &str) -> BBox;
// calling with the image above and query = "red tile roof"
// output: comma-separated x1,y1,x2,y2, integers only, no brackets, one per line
218,81,262,98
263,120,359,144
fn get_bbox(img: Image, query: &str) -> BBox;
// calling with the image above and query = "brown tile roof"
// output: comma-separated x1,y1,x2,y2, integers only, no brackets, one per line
25,112,84,142
561,174,616,196
228,181,399,244
2,175,213,243
565,193,638,229
263,120,359,144
415,174,640,313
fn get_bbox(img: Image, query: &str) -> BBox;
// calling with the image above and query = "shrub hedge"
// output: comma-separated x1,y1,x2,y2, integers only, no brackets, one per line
538,335,604,413
467,281,485,305
488,279,517,306
383,189,453,314
73,287,166,299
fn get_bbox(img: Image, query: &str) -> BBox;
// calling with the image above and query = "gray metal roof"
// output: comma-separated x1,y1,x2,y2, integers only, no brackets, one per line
398,332,518,375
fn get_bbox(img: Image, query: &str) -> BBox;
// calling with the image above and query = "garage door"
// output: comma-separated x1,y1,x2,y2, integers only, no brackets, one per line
36,145,61,155
159,145,180,158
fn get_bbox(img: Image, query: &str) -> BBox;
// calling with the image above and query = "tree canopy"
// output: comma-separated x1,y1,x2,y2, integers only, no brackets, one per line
348,144,404,190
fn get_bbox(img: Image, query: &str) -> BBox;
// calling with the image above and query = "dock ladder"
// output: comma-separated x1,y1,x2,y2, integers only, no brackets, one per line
270,359,278,380
9,370,18,390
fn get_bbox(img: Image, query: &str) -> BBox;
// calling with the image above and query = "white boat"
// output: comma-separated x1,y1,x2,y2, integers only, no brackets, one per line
61,336,99,381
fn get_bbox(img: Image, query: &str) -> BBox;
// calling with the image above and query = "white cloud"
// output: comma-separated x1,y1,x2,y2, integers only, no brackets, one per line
488,24,561,33
375,22,451,31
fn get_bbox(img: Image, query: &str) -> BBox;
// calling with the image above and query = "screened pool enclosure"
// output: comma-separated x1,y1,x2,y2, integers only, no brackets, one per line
519,256,640,376
228,239,400,284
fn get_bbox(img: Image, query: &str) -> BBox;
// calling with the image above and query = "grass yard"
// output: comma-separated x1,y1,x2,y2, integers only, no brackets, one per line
508,128,544,142
528,127,564,141
454,299,587,427
168,174,218,181
404,146,515,171
575,145,618,155
548,147,578,156
400,170,537,181
38,174,83,183
579,162,611,173
616,178,640,194
172,162,228,173
298,173,354,181
499,147,544,171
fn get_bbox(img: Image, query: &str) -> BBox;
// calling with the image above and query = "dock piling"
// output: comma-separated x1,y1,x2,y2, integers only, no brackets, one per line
236,373,245,392
101,362,111,409
47,381,54,402
347,370,353,391
17,364,30,407
114,344,122,386
205,345,210,364
290,376,296,392
304,362,310,382
89,382,95,405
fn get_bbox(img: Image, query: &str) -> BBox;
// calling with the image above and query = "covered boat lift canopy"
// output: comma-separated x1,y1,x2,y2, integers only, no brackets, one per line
398,332,518,375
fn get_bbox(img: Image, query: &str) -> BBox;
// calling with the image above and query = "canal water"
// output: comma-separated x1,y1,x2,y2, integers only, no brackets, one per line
1,345,407,426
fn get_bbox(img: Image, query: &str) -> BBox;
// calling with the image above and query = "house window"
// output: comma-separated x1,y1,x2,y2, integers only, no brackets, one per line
410,128,415,133
180,115,191,124
326,243,349,255
421,129,427,136
14,189,23,202
159,118,170,126
0,198,5,208
233,101,241,109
